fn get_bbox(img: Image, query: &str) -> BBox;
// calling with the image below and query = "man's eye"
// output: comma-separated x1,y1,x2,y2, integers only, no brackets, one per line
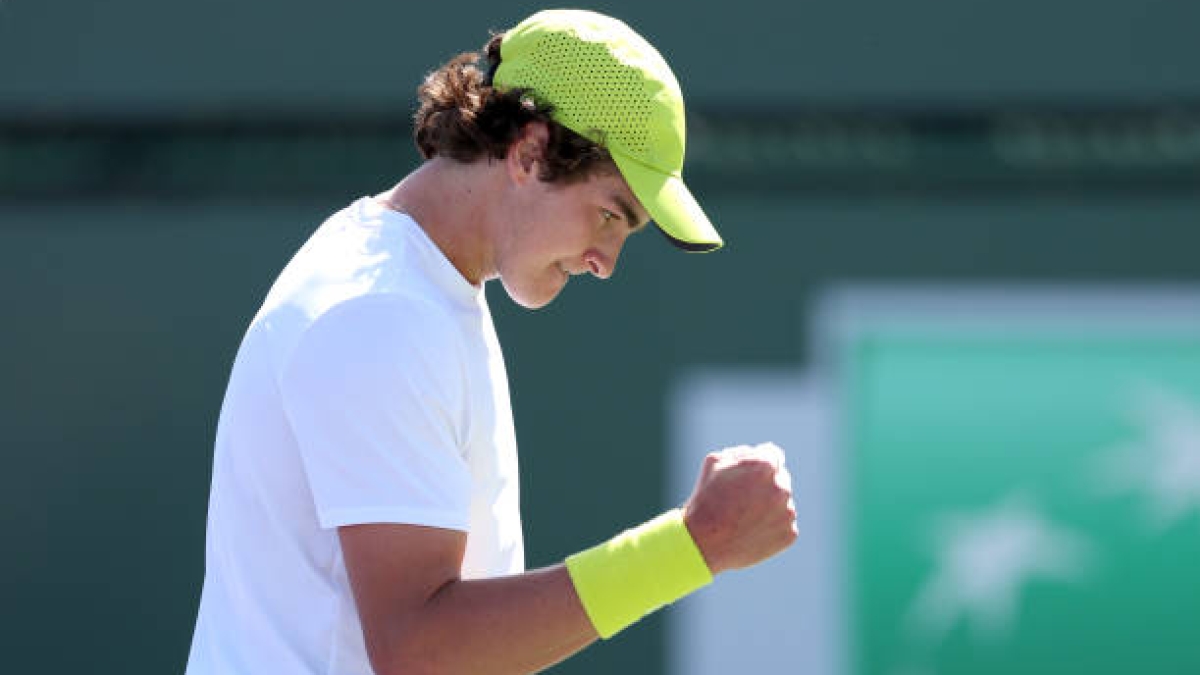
601,209,617,222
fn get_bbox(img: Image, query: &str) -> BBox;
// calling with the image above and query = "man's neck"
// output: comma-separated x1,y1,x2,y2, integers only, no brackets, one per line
380,158,498,286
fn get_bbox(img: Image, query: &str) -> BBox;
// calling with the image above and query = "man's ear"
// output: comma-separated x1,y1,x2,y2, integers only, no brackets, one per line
506,121,550,185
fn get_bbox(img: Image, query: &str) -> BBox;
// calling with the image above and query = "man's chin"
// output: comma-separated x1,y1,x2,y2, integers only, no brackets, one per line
500,277,565,310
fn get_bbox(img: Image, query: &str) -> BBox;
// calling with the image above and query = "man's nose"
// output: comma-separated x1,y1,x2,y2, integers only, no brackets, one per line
585,235,627,279
586,225,632,280
583,250,614,279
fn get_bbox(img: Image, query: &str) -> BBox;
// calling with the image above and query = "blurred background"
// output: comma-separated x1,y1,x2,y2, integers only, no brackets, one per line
3,1,1199,673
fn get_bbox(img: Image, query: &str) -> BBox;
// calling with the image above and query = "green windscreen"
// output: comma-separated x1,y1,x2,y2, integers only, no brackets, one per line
848,330,1200,675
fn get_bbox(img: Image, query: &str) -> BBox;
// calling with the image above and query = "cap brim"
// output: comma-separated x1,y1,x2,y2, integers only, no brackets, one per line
612,153,723,252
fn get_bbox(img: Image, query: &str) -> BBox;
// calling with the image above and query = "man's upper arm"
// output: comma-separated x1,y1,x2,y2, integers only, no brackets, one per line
339,523,467,668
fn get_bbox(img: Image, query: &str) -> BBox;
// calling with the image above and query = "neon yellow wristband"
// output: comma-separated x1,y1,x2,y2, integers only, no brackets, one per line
565,508,714,639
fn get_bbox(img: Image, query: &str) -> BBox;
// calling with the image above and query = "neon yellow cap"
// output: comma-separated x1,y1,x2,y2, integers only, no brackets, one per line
493,9,723,252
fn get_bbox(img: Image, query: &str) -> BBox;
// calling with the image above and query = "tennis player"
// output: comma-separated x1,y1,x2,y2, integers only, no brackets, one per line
185,10,796,675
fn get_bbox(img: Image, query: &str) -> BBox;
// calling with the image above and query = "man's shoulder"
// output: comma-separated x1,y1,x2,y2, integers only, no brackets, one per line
308,291,465,353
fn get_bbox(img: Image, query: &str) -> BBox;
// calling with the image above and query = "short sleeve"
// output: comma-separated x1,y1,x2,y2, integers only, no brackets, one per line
280,294,472,531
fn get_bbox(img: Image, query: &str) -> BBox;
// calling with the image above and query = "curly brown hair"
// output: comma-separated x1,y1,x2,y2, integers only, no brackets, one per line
413,34,616,184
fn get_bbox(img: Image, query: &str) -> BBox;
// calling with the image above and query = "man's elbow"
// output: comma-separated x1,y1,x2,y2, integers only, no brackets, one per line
364,625,453,675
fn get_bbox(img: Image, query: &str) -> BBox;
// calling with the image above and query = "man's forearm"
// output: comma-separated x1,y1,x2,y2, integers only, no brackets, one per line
368,564,596,675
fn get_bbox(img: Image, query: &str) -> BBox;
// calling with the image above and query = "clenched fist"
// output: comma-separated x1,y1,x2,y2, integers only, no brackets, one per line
682,442,797,574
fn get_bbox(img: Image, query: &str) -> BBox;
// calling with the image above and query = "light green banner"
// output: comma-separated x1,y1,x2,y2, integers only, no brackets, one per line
848,328,1200,675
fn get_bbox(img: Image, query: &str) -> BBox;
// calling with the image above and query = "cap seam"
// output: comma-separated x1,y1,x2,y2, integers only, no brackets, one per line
609,146,683,181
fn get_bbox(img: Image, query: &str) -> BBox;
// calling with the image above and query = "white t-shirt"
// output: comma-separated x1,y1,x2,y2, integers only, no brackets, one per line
186,196,524,675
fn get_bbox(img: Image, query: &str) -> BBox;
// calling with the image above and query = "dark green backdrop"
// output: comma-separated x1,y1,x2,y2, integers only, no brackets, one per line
3,0,1200,673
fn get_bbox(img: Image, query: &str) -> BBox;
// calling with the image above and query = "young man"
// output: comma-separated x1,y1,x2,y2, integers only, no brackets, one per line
186,10,796,675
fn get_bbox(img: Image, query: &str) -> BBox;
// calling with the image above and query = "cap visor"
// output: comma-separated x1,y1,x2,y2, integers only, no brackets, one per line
612,153,723,252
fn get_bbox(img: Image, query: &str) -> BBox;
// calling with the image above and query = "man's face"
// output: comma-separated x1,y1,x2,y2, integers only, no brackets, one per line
495,169,650,309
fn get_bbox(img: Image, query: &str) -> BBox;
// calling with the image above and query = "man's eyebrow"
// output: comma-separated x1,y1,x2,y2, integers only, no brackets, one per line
610,193,647,230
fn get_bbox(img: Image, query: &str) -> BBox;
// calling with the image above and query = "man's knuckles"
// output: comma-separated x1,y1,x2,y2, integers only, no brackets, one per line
752,442,785,466
744,458,779,479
